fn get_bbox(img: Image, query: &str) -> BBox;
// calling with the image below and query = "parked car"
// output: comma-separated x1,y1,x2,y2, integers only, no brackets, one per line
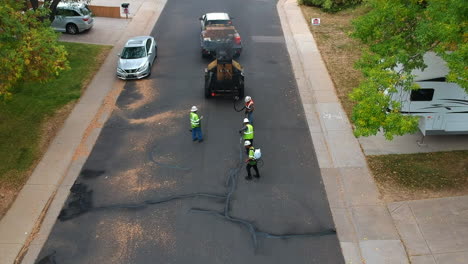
117,36,158,80
199,13,242,58
51,2,94,34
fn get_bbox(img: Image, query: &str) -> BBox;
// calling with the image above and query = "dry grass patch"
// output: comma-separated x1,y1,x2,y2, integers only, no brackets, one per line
368,151,468,202
301,4,368,117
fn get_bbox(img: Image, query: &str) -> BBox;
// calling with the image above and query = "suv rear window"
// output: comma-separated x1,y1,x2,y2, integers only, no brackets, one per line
410,89,435,101
80,7,91,16
57,8,80,16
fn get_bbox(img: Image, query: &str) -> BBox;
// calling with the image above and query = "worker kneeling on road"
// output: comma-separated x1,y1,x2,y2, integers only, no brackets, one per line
190,106,203,142
239,118,254,150
244,140,260,180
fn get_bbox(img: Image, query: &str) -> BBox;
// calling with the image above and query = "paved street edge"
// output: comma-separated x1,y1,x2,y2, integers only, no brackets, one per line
277,0,410,263
0,1,167,263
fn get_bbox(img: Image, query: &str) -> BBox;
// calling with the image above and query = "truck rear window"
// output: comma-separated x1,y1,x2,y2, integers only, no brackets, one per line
207,20,231,26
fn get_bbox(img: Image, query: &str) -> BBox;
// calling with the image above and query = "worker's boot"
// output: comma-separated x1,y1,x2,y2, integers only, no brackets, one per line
245,175,252,180
254,174,260,179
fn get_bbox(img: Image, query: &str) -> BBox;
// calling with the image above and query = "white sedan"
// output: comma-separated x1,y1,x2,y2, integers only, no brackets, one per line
117,36,157,80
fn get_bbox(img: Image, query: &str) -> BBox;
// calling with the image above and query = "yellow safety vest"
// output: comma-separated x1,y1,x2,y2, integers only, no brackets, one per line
190,112,200,128
243,124,254,140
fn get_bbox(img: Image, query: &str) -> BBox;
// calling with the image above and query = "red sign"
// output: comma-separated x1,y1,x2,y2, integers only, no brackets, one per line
311,18,320,26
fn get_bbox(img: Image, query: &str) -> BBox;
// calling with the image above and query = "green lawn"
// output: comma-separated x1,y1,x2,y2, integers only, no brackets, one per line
0,42,111,187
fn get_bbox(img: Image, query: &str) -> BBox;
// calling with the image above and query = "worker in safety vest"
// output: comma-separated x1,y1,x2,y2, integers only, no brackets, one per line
244,140,260,180
190,106,203,142
239,117,254,146
244,96,254,124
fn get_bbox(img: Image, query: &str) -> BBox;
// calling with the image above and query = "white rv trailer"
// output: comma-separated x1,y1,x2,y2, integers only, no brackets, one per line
390,52,468,136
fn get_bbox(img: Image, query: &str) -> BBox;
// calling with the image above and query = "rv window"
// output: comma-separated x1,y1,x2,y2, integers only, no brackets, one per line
410,89,434,101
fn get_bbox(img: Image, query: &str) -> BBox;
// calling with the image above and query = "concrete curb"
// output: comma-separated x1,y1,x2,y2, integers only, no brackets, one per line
0,1,167,263
277,0,410,263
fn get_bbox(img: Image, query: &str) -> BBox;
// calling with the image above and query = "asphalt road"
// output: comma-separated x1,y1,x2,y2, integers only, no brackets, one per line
36,0,344,263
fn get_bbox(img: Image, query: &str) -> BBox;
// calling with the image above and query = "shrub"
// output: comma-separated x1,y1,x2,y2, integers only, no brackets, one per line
300,0,362,12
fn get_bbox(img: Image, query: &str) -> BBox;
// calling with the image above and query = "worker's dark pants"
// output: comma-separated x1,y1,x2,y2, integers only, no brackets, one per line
246,163,259,178
245,111,253,124
192,127,203,141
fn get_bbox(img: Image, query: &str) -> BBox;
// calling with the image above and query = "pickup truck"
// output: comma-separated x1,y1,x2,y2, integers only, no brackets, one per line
199,13,242,58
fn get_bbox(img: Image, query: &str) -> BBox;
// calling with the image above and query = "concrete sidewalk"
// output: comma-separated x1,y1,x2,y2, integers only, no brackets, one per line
0,1,167,263
389,196,468,264
278,0,409,263
279,1,468,264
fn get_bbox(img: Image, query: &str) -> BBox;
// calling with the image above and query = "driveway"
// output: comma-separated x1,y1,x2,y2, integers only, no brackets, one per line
59,17,130,45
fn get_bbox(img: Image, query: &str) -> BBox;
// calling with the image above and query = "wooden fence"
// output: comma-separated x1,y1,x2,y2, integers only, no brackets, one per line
88,5,121,18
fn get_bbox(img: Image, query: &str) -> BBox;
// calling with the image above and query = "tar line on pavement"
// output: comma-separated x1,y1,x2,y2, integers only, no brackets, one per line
39,136,335,262
36,0,342,262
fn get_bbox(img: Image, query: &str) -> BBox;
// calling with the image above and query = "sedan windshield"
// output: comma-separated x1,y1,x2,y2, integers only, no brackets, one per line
121,47,146,59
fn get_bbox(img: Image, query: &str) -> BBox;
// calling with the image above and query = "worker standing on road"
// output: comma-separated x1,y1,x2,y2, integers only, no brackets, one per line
244,140,260,180
239,118,254,147
190,106,203,142
244,96,255,124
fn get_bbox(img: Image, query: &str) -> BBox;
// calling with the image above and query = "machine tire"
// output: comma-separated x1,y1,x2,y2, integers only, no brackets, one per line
204,74,212,98
66,23,79,35
238,78,245,98
147,63,152,77
239,85,244,98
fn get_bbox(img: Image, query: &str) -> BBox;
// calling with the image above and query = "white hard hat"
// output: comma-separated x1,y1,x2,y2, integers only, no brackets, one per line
191,106,198,112
244,96,251,103
244,140,251,146
243,118,249,123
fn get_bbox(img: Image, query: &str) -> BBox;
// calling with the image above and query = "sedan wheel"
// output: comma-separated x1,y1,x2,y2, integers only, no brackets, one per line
66,24,78,35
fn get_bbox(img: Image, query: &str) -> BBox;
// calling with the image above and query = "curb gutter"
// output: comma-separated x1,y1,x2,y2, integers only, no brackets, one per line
277,0,410,263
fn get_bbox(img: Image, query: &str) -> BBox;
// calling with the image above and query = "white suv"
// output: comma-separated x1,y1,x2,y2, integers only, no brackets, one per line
51,3,94,34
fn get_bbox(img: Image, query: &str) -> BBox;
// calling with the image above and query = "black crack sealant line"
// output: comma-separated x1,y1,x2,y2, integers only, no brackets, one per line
58,183,226,221
57,137,334,250
190,137,336,250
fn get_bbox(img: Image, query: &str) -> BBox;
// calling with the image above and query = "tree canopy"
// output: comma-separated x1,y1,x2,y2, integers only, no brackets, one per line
0,0,68,100
350,0,467,139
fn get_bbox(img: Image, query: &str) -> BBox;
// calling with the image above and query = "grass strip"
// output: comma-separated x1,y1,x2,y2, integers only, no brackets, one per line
0,42,111,187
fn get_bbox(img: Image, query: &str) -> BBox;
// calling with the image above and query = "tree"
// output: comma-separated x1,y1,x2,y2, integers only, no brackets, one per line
28,0,63,21
0,1,68,100
300,0,363,12
28,0,91,20
350,0,467,139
